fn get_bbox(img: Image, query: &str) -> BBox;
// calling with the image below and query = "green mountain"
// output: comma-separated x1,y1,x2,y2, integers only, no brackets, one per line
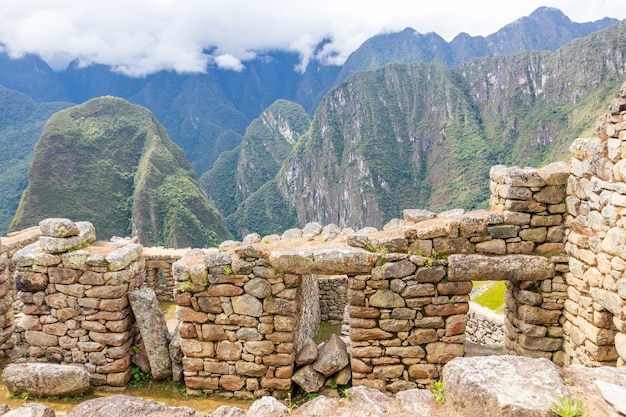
227,19,626,233
201,99,310,236
10,97,231,247
0,86,71,235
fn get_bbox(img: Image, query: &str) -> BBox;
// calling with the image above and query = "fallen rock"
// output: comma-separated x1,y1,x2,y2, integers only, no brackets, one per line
295,337,318,365
292,365,325,393
443,355,567,417
312,334,349,376
3,403,54,417
64,394,202,417
129,288,172,380
2,363,90,397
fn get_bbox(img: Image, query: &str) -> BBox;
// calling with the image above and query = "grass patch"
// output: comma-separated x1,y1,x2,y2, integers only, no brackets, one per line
472,281,506,313
315,322,342,344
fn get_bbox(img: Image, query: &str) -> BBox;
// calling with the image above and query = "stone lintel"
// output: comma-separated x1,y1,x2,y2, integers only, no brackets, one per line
269,246,380,275
447,254,555,282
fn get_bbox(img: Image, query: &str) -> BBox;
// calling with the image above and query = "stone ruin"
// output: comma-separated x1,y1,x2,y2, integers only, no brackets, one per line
0,85,626,399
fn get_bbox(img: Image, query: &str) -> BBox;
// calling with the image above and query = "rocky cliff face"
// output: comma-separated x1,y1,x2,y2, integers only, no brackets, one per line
201,99,310,237
10,97,230,247
256,20,626,231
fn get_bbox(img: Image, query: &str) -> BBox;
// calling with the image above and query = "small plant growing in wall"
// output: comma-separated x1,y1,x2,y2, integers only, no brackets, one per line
432,381,445,404
222,267,233,275
179,279,192,292
550,395,584,417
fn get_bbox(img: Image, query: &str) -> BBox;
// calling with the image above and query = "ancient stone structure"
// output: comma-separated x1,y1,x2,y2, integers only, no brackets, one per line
11,219,144,389
2,84,626,397
563,89,626,367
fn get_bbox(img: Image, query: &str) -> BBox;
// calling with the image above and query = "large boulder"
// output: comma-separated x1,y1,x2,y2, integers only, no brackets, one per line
64,395,201,417
128,288,172,380
443,355,568,417
2,363,90,397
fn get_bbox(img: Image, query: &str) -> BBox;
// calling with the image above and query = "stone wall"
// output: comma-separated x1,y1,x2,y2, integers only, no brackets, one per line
172,246,319,399
489,163,569,363
0,227,40,357
143,248,188,302
466,302,504,346
318,276,347,322
11,219,144,389
563,87,626,366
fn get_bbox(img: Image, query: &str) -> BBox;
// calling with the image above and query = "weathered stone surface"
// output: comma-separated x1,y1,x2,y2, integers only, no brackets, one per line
269,246,379,275
243,278,272,298
403,209,436,223
246,396,288,417
231,294,263,317
128,289,171,380
49,267,81,284
3,363,90,397
295,337,318,365
426,342,463,363
39,218,80,238
292,365,325,393
371,260,416,280
444,356,567,417
64,394,201,417
312,334,349,376
448,254,554,281
3,403,55,417
15,271,48,292
105,243,142,272
212,406,246,417
369,290,405,308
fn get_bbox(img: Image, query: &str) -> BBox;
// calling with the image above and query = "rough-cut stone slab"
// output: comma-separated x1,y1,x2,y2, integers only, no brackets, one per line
39,218,80,238
269,246,379,275
447,254,555,282
129,289,172,380
64,394,202,417
106,243,142,271
2,363,90,397
444,355,567,417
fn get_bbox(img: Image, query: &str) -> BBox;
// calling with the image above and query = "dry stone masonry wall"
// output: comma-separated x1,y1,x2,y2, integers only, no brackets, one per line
489,163,569,363
0,227,40,358
11,219,145,389
171,246,320,399
564,84,626,366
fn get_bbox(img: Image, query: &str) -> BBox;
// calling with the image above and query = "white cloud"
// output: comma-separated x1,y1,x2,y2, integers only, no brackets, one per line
0,0,624,76
214,54,245,72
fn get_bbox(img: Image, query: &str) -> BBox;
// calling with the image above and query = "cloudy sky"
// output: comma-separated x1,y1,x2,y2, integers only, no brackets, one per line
0,1,624,76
